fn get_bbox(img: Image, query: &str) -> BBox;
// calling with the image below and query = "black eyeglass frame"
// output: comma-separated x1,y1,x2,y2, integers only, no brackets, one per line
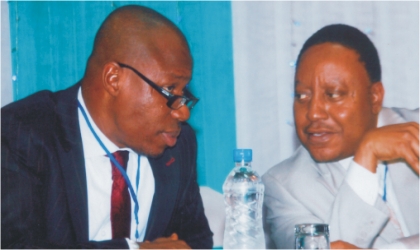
117,62,199,110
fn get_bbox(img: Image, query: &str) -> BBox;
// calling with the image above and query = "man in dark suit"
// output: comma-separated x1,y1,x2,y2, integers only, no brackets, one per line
2,5,213,249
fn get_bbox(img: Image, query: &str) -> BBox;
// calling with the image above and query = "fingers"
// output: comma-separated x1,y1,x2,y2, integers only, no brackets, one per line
170,233,178,240
405,122,419,148
357,122,419,173
330,240,360,249
412,123,419,172
407,146,419,175
139,236,191,249
403,122,419,174
153,237,172,243
407,133,419,174
153,233,178,242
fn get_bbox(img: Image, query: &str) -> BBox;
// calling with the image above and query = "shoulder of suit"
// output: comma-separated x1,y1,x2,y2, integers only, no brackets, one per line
1,85,80,150
166,122,196,166
378,107,419,127
178,122,195,144
2,90,58,128
263,146,315,183
1,90,66,172
389,107,419,123
180,122,194,134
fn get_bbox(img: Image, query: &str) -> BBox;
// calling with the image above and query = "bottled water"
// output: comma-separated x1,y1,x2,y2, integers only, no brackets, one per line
223,149,265,249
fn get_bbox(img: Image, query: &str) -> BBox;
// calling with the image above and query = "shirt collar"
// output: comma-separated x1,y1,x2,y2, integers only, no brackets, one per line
338,156,353,171
77,87,133,158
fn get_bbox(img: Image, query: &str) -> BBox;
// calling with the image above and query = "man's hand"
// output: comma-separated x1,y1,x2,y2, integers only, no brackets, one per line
354,122,419,174
331,240,361,249
138,233,191,249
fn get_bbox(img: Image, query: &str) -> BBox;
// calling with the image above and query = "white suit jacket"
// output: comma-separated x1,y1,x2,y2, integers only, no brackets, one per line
263,107,419,249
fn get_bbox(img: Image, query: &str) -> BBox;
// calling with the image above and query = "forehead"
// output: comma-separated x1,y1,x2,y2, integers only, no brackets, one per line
296,43,370,86
130,28,193,81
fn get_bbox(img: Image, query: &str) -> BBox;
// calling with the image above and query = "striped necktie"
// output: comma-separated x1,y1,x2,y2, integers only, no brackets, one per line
109,150,131,239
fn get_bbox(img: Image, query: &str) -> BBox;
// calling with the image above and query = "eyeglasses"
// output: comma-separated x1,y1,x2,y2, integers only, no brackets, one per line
118,62,199,110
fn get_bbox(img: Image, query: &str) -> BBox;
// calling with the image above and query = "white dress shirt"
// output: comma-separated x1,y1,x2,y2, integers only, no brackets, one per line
77,88,155,247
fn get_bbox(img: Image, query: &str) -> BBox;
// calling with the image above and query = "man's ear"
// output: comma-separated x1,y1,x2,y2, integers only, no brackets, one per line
370,81,384,115
102,62,121,97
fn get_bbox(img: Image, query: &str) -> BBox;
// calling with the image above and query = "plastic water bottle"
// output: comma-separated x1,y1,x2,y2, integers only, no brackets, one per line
223,149,265,249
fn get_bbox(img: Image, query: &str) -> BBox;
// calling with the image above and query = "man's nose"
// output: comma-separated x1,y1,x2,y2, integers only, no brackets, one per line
307,96,328,121
171,105,191,122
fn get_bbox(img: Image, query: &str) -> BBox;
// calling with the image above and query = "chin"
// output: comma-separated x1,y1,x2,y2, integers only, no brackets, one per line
131,144,167,158
147,151,165,158
144,148,166,158
306,146,341,163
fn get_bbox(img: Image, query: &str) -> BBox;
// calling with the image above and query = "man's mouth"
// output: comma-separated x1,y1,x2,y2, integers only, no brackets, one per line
306,129,335,144
161,131,180,147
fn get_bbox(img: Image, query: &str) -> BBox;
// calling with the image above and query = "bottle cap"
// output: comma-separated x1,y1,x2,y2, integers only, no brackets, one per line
233,149,252,162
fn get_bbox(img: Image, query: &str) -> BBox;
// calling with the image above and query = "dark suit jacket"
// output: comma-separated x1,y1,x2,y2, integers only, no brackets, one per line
1,83,213,249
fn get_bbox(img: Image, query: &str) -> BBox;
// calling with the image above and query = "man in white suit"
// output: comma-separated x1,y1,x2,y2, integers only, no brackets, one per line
263,24,419,249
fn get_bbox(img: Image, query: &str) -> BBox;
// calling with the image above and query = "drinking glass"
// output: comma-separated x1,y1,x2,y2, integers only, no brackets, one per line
295,223,330,249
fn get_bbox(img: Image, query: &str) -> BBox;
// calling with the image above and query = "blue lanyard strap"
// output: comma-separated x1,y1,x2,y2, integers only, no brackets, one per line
382,162,388,201
77,101,141,240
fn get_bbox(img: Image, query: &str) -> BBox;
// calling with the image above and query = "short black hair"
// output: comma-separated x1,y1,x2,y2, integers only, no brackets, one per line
295,24,381,83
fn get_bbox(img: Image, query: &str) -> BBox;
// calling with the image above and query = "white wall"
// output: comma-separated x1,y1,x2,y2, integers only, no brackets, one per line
1,1,13,107
232,1,419,175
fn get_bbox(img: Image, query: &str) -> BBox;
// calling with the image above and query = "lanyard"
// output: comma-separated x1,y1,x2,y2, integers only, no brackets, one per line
382,162,388,201
78,101,141,240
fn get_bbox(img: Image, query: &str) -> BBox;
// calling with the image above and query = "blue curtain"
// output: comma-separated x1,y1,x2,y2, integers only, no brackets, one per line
9,1,236,192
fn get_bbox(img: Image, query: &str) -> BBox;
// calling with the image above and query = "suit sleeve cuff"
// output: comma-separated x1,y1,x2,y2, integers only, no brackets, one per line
125,238,140,249
345,160,378,206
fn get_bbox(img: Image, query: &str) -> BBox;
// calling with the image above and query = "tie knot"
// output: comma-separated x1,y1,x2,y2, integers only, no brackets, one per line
110,150,129,171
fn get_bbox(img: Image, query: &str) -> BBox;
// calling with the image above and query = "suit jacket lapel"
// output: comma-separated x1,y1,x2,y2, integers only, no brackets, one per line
297,147,345,196
54,83,89,242
315,161,345,196
145,149,180,240
379,107,419,235
388,161,419,234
